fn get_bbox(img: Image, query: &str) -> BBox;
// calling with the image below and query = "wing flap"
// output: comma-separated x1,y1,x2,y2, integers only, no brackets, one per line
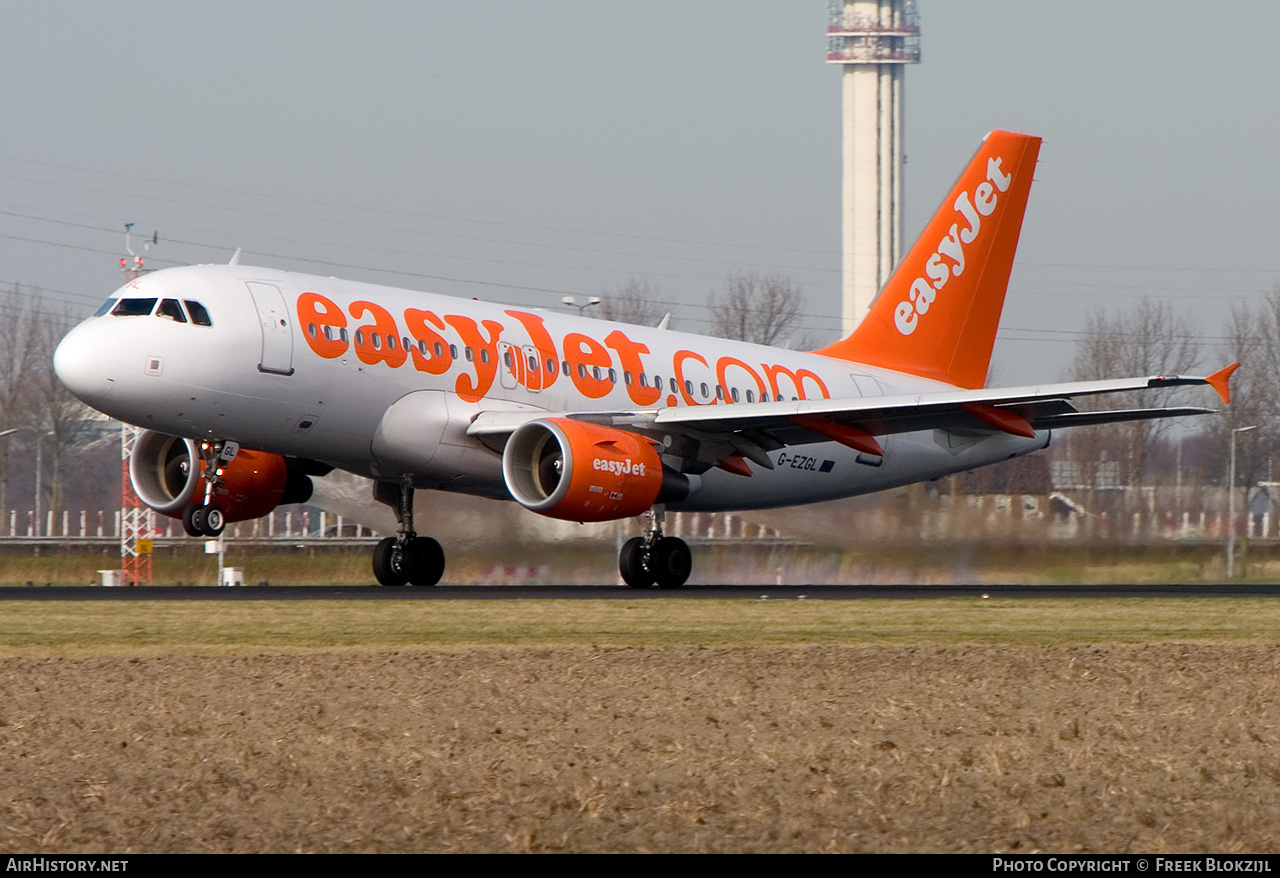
651,371,1225,438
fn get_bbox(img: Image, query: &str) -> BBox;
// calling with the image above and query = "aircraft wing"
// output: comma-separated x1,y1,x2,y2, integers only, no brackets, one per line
468,365,1234,472
651,369,1231,436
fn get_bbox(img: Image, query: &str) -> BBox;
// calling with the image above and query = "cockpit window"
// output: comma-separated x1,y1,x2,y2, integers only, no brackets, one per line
156,299,187,323
184,300,212,326
93,299,116,317
111,298,157,317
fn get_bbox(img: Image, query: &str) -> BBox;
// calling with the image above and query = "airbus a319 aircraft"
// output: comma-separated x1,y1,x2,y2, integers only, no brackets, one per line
54,131,1235,587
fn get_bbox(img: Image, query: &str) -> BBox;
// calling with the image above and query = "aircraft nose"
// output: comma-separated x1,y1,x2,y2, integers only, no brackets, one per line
53,324,116,403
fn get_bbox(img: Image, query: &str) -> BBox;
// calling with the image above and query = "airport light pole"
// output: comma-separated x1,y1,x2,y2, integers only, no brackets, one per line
1227,425,1257,579
0,428,19,525
561,295,600,317
0,427,49,535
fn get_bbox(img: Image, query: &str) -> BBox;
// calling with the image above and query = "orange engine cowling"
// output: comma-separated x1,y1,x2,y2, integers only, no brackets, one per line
502,418,688,522
128,430,311,523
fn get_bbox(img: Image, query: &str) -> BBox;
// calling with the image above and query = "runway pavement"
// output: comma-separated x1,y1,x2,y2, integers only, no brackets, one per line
2,583,1280,600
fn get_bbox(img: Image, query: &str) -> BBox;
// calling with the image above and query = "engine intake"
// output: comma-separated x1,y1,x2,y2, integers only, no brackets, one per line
502,418,688,522
127,430,312,523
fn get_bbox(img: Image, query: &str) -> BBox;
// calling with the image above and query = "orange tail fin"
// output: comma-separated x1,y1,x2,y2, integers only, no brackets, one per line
815,130,1042,389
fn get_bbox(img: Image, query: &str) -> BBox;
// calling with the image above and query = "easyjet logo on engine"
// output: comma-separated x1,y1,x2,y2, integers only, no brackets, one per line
894,156,1013,336
295,296,831,406
594,457,646,477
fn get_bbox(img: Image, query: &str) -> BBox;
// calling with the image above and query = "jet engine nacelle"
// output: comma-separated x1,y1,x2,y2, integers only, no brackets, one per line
128,430,312,522
502,418,689,522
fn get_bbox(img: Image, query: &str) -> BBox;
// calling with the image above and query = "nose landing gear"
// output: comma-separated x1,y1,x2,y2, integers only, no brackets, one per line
619,507,691,589
182,501,225,537
180,440,232,537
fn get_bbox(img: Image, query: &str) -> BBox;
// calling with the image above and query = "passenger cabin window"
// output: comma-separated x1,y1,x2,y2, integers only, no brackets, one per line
156,299,187,323
112,298,157,317
184,300,213,326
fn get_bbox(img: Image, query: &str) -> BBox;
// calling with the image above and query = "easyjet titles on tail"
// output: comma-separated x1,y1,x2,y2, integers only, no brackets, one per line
894,156,1013,336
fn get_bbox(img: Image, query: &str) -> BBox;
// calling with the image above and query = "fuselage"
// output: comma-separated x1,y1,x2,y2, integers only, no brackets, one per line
54,263,1047,512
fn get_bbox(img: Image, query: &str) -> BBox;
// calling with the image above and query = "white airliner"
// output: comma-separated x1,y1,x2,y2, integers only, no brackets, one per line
54,131,1235,587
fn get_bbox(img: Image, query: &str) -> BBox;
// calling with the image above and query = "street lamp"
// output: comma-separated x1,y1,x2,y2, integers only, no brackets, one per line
561,295,601,317
1227,424,1258,579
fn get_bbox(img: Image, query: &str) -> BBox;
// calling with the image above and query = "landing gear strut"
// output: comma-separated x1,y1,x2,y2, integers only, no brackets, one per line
619,507,691,589
181,440,232,537
371,477,445,587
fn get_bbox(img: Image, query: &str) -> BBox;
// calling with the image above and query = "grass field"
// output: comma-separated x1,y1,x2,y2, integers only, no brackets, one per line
0,597,1278,656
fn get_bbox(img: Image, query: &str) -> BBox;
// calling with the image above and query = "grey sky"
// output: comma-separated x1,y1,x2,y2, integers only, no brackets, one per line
2,1,1277,383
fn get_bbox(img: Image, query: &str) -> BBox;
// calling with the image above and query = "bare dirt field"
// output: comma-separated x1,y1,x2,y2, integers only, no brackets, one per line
3,643,1279,853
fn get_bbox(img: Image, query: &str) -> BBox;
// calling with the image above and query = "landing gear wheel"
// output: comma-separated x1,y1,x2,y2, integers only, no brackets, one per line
182,505,203,537
651,537,692,589
188,505,207,536
201,504,226,537
372,537,409,586
620,536,654,589
405,537,445,586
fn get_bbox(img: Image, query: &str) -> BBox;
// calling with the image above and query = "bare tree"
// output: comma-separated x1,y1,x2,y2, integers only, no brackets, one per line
0,284,47,512
709,271,805,347
1200,287,1280,487
0,286,99,517
1065,298,1202,489
599,277,668,328
35,306,97,515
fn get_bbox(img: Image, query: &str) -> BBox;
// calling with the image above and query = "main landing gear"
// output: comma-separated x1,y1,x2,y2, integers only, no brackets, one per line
371,477,445,587
181,440,231,537
619,507,692,589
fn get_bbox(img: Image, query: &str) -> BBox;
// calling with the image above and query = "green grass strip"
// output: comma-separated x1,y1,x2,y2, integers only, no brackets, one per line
0,597,1278,656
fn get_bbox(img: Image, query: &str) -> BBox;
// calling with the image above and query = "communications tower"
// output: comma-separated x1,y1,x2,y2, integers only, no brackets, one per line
119,224,158,586
827,0,920,333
